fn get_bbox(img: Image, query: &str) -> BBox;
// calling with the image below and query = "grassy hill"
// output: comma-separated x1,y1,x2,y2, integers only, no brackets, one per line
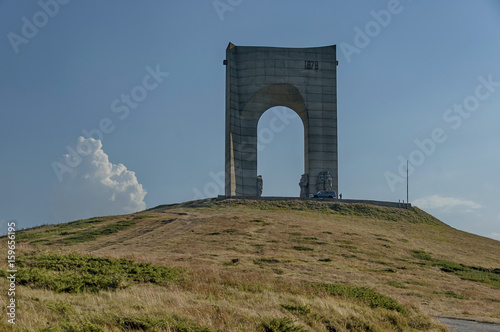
1,199,500,331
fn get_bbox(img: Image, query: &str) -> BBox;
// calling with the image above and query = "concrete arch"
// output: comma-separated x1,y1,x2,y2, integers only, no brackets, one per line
243,84,309,194
224,43,338,197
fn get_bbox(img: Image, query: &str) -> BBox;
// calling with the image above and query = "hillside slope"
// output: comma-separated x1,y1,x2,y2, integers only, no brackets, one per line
2,199,500,331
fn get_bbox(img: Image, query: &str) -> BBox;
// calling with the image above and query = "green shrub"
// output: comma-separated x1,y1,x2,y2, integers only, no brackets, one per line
281,303,311,316
40,316,212,332
23,218,110,243
46,300,74,314
387,281,407,289
16,218,137,246
55,220,136,245
29,239,50,245
260,318,307,332
411,250,433,261
412,250,500,289
376,237,391,242
15,253,183,293
314,283,407,313
434,291,468,299
292,246,313,251
40,322,106,332
254,258,280,264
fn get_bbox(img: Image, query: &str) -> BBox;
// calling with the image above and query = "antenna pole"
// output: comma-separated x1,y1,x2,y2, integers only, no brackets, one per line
406,160,409,206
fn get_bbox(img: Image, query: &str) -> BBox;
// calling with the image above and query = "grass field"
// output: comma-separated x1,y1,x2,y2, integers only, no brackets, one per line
1,198,499,331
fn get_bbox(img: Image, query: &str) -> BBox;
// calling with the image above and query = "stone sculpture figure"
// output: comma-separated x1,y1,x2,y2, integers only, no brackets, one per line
256,175,263,198
325,171,333,191
299,173,309,198
316,172,326,191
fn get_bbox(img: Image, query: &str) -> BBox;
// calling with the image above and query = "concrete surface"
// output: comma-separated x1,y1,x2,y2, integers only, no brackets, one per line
437,317,500,332
224,43,338,197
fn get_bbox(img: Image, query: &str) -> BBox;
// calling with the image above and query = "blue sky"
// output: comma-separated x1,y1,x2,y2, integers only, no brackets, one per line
0,1,499,241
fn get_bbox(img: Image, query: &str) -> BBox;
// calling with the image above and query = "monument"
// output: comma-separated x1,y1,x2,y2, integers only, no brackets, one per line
224,43,338,197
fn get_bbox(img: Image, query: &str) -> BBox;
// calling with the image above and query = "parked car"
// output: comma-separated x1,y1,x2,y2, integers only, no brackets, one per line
312,191,337,198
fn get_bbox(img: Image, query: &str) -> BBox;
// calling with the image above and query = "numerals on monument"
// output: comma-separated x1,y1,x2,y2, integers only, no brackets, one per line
304,61,319,71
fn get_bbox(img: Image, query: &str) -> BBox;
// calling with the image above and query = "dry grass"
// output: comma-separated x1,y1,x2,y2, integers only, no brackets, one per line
1,199,499,330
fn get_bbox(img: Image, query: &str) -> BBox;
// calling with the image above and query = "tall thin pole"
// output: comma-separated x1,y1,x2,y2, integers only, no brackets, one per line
406,160,409,205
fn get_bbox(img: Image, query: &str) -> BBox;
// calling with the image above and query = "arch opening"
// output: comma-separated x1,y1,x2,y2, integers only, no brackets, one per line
257,106,304,197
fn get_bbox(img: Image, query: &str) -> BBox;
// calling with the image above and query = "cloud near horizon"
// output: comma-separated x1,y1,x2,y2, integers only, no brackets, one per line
490,233,500,241
52,137,147,221
413,195,481,213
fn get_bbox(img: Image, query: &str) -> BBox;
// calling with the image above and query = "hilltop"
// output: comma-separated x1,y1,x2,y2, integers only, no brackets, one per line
1,199,500,331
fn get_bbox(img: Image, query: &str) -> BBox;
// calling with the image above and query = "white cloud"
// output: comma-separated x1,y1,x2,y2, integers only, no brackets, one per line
413,195,481,213
490,233,500,241
52,137,147,221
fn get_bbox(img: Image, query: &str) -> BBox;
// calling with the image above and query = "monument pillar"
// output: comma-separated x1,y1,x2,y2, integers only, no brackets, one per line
224,43,338,197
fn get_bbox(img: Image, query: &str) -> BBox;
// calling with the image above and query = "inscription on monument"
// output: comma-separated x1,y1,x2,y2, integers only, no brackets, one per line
304,61,319,70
